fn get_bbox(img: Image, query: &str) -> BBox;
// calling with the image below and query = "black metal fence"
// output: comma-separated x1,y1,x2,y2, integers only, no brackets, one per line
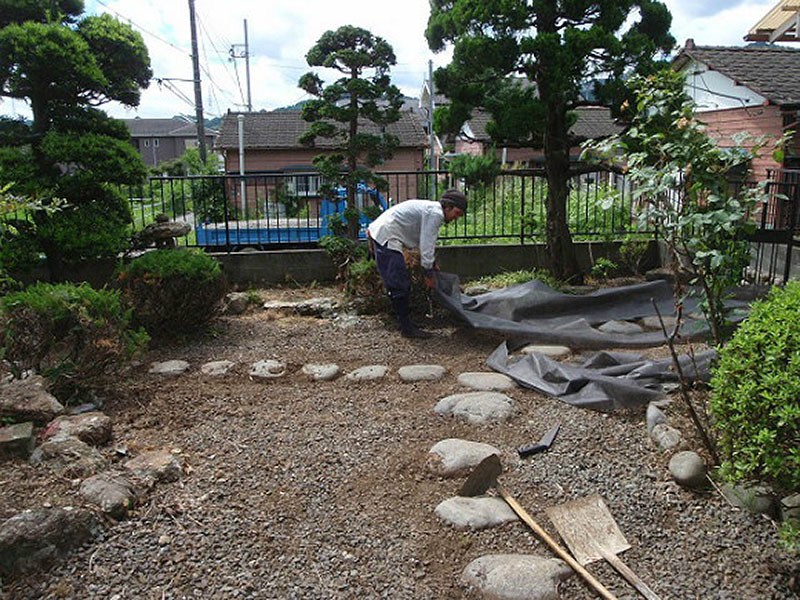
119,169,641,250
745,169,800,284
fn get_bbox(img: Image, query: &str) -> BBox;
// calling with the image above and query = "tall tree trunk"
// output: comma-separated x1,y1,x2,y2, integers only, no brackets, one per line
543,104,582,284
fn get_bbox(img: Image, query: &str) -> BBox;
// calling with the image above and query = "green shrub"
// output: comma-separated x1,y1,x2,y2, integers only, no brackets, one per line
116,249,226,336
710,282,800,493
0,282,148,400
590,257,618,280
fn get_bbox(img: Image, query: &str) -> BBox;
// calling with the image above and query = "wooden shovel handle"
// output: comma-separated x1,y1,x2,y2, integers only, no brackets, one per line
598,548,661,600
496,484,618,600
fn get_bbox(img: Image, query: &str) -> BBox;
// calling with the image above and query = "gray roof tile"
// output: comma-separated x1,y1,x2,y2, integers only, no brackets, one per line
216,110,427,150
121,118,215,137
464,106,622,142
674,45,800,105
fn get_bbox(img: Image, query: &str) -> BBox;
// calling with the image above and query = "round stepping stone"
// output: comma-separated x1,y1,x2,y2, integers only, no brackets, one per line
597,320,644,334
302,363,341,381
434,392,515,425
426,438,501,477
519,345,571,359
457,372,516,392
434,496,518,530
462,554,572,600
345,365,389,382
669,451,708,489
249,360,286,380
200,360,235,376
651,423,681,450
149,360,190,375
398,364,446,382
646,402,667,435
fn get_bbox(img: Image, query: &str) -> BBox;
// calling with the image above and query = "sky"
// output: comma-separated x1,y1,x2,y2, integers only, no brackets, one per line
0,0,788,121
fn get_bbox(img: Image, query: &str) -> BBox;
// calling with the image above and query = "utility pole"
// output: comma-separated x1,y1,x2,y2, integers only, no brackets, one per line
230,19,252,111
188,0,207,162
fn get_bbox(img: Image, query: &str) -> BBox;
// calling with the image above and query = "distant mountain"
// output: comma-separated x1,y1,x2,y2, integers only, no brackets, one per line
171,114,223,130
274,100,310,111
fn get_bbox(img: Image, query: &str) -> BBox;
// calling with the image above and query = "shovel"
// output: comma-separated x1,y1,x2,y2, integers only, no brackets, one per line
460,455,618,600
546,495,661,600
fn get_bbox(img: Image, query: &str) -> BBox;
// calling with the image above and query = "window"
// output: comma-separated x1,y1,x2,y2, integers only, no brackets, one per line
143,139,149,147
286,175,321,196
153,139,160,147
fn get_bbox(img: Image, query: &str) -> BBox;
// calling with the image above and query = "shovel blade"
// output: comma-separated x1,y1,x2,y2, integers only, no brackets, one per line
545,495,631,566
459,454,502,497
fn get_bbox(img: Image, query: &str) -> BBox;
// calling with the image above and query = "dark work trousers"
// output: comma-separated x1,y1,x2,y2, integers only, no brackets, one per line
372,240,410,300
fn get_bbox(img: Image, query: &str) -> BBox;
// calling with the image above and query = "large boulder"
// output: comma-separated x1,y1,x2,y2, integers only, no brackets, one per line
0,507,99,576
0,376,63,425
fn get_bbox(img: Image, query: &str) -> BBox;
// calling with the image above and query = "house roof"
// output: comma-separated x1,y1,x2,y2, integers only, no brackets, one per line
463,106,622,143
746,0,800,42
216,110,427,150
122,118,216,138
673,43,800,105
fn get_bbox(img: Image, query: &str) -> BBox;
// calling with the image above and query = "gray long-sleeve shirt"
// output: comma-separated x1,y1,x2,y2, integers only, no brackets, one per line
367,200,445,270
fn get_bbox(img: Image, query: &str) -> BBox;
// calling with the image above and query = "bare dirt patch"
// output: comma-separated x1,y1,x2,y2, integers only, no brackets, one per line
3,284,798,599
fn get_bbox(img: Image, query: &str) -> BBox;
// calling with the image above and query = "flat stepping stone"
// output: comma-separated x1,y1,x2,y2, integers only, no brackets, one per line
641,315,677,330
398,364,446,382
149,360,190,375
42,412,112,446
302,363,341,381
426,438,501,477
721,482,778,517
200,360,236,376
249,360,286,380
597,320,644,334
457,372,516,391
463,554,572,600
80,472,138,519
0,422,35,458
29,437,107,478
435,496,518,530
518,345,571,359
295,297,338,317
345,365,389,382
262,300,299,313
434,392,515,425
124,449,182,484
669,451,708,489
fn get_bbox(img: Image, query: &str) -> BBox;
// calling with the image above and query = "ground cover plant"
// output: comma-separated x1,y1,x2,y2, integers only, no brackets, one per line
0,282,148,401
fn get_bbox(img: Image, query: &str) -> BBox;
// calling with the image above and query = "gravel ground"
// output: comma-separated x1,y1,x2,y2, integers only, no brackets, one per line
3,284,798,599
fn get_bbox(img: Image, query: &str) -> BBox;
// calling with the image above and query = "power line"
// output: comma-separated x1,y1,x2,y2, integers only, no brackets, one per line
195,12,243,99
94,0,190,57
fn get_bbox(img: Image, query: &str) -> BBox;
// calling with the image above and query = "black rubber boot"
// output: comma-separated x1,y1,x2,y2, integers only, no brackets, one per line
391,295,432,339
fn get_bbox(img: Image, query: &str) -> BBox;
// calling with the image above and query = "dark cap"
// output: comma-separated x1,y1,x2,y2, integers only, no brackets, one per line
441,188,467,212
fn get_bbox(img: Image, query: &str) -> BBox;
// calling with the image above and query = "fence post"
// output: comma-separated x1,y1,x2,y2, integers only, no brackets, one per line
783,178,799,284
520,173,526,245
222,177,231,253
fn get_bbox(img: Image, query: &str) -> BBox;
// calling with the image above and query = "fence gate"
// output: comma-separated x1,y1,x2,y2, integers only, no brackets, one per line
746,169,800,285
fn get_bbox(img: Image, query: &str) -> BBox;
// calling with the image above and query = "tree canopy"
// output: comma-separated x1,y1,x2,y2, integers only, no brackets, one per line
298,25,402,237
426,0,674,281
0,0,151,275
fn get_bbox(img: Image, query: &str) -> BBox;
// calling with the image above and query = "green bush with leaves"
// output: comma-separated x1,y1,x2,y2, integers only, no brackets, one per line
590,257,618,280
116,249,226,336
0,282,148,400
710,281,800,493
